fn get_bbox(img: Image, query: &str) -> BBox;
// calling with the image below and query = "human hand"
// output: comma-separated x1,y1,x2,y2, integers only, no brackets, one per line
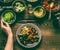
1,21,13,36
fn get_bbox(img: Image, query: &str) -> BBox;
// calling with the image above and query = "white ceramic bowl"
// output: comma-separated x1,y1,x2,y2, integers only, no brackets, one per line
16,23,42,48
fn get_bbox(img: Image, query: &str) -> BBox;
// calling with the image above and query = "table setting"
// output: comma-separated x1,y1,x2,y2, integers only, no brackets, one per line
0,0,60,50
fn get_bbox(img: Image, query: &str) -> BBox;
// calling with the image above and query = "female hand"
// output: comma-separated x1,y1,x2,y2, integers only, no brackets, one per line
1,21,13,36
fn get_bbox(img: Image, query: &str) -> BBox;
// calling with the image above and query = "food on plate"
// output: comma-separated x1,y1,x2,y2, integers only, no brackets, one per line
12,1,25,12
18,26,39,45
2,10,16,24
16,23,41,48
43,0,59,11
34,6,46,18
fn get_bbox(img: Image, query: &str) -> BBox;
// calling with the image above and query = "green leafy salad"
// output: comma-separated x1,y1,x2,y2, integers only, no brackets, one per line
18,26,39,45
2,11,15,24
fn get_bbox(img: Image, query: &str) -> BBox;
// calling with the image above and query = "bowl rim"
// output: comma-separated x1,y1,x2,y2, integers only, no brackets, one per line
16,23,42,48
1,10,16,24
33,6,46,18
27,0,38,2
12,0,26,12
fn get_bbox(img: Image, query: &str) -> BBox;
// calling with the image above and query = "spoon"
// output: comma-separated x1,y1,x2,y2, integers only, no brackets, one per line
48,2,54,20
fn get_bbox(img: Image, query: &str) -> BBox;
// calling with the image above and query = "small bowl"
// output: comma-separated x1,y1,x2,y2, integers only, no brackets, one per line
1,10,16,24
33,6,46,18
12,0,26,12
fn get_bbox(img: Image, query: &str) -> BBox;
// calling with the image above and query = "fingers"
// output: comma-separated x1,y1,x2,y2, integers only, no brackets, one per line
1,20,9,29
1,20,6,29
5,22,9,27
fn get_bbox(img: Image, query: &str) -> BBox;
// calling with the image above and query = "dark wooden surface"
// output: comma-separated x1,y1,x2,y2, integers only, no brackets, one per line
0,0,60,50
0,20,60,50
13,21,60,50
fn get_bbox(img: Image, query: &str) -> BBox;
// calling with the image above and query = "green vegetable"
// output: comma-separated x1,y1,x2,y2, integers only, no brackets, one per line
18,26,39,45
3,11,14,23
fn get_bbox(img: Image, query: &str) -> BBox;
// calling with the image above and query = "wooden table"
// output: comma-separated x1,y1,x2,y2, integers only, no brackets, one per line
0,0,60,50
0,20,60,50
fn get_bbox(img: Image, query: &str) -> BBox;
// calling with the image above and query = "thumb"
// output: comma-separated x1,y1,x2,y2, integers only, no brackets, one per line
1,20,6,29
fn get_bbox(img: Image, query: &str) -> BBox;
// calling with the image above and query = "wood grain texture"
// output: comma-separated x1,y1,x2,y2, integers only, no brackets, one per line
0,20,60,50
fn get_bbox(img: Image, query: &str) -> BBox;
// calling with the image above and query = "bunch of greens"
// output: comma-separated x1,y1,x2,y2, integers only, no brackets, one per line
3,11,14,23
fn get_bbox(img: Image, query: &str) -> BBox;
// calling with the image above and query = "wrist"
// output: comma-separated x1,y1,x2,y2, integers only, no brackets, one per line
8,33,13,37
6,30,12,34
